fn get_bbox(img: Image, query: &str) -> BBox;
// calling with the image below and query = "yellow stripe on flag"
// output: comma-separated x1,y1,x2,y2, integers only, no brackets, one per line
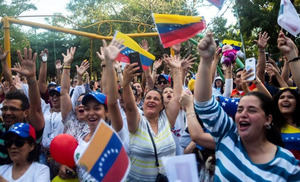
78,122,113,172
222,39,242,47
152,13,203,25
114,31,155,61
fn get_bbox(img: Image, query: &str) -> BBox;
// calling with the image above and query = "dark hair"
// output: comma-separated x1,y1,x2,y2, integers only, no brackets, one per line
5,90,29,110
273,88,300,128
214,79,224,94
242,92,283,147
144,89,164,112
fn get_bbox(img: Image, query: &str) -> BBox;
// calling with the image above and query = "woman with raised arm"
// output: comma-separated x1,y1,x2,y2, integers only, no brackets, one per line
193,32,300,181
73,39,125,182
122,54,182,181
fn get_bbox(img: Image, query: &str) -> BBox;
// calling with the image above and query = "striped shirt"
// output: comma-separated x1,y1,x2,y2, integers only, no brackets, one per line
127,111,176,182
194,97,300,182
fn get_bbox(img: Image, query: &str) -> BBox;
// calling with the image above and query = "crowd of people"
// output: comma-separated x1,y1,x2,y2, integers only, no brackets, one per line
0,29,300,182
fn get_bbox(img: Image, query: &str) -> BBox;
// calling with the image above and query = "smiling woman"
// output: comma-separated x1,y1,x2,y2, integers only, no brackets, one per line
0,123,50,182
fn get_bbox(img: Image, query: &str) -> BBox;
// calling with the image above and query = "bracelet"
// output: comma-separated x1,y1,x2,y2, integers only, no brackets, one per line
288,57,300,63
63,65,71,69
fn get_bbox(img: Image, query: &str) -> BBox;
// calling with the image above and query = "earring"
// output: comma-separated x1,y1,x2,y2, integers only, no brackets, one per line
265,124,271,130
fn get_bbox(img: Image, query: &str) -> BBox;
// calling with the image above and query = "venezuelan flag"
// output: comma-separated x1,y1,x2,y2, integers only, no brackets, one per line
281,124,300,160
114,31,155,70
78,121,130,182
152,13,206,48
222,39,242,51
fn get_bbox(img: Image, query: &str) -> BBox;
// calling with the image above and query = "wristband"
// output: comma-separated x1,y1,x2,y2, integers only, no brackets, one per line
42,55,48,62
63,65,71,69
288,56,300,63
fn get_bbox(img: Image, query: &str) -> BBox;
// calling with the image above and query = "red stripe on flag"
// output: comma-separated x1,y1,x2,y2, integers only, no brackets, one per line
102,147,129,182
160,21,205,48
116,53,130,63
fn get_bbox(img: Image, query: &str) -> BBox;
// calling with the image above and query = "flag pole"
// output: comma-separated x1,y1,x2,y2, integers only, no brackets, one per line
234,0,246,59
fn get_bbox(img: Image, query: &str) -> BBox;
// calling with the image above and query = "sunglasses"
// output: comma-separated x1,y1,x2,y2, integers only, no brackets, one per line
279,87,297,91
158,80,168,85
5,138,26,148
1,106,23,112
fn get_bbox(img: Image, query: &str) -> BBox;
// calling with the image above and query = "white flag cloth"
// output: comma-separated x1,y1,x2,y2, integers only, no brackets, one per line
278,0,300,36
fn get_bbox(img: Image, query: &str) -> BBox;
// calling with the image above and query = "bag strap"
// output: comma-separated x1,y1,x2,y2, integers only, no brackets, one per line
146,123,160,167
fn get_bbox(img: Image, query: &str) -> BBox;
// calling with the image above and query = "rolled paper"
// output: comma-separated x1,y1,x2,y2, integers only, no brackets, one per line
236,57,244,69
217,66,225,81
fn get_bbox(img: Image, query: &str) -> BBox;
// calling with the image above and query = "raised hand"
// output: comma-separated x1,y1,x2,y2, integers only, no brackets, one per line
153,59,162,70
12,48,37,79
198,32,216,60
0,46,8,61
240,69,254,84
163,55,182,70
96,39,124,66
62,47,76,65
277,31,298,57
171,43,181,54
140,39,150,51
39,48,48,61
181,55,196,72
265,62,279,76
76,60,89,77
254,32,270,50
55,59,63,70
122,63,141,87
179,90,194,109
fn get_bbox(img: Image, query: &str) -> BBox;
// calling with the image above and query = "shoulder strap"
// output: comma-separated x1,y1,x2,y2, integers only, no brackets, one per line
146,123,159,167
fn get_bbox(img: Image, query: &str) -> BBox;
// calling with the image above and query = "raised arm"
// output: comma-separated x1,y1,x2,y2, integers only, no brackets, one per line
277,31,300,88
12,48,45,131
122,63,141,133
265,62,288,87
180,90,215,149
163,55,183,128
97,39,124,132
55,59,63,85
181,55,196,85
37,49,49,95
60,47,77,121
194,33,216,102
210,48,221,83
140,39,154,90
0,46,13,86
152,59,162,83
255,32,269,84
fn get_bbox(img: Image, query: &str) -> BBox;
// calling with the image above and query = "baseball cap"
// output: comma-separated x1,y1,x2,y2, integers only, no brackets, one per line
158,74,172,84
5,123,36,140
82,91,107,105
49,86,61,95
48,82,57,89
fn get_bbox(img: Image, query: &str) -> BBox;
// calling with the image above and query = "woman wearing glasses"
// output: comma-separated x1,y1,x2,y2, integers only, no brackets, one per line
273,87,300,160
0,123,50,182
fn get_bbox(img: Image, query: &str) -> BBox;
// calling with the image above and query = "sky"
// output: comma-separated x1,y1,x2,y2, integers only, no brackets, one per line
16,0,236,31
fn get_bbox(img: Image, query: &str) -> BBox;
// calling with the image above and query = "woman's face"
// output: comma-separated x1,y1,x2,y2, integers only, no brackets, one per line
75,95,85,121
215,80,223,88
143,90,163,117
162,87,173,106
84,100,106,130
133,83,143,96
278,91,297,116
235,96,272,141
6,136,34,163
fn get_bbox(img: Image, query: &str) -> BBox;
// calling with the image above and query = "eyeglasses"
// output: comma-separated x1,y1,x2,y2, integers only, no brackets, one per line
1,106,23,112
5,138,26,148
49,92,60,97
279,87,298,91
158,80,168,85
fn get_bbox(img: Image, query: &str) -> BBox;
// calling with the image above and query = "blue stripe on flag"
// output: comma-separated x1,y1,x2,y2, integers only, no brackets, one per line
156,22,199,34
121,47,153,67
89,133,123,181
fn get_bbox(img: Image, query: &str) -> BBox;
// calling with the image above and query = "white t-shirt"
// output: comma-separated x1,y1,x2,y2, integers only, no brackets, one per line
41,103,64,148
0,162,50,182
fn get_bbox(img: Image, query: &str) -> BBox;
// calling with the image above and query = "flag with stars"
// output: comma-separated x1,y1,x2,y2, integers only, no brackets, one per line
281,124,300,160
78,121,130,182
114,31,155,70
207,0,225,9
218,96,240,118
152,13,206,48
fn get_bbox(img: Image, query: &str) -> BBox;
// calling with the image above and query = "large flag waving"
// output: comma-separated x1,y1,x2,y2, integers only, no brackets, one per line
114,31,155,70
278,0,300,36
78,121,130,182
152,13,206,48
207,0,225,9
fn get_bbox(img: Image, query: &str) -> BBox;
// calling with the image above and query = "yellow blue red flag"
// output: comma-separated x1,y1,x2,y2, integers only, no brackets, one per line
114,31,155,70
222,39,242,51
78,121,130,182
207,0,225,9
152,13,206,48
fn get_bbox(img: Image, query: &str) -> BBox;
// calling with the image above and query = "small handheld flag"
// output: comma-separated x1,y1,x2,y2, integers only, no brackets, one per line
207,0,225,9
152,13,206,48
114,31,155,70
222,39,242,51
78,121,130,182
278,0,300,37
